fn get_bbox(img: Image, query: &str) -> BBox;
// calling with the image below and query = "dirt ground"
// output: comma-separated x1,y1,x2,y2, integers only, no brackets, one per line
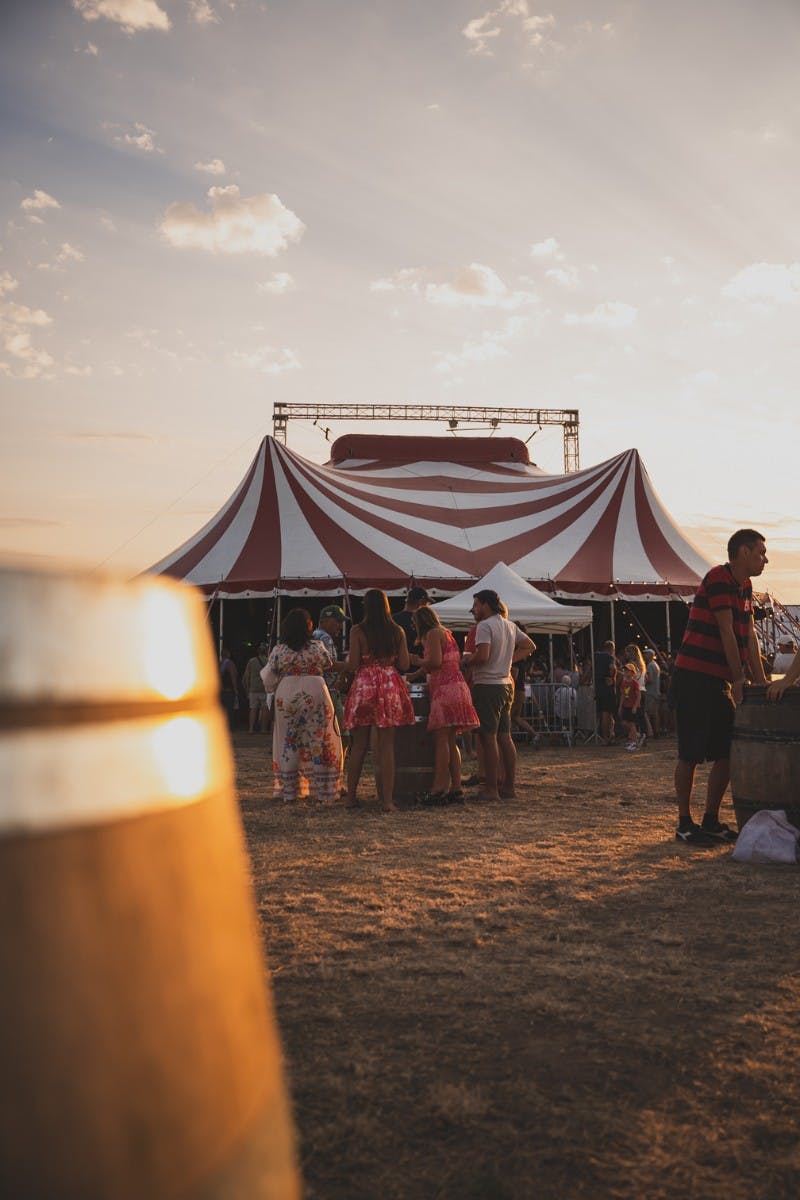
233,732,800,1200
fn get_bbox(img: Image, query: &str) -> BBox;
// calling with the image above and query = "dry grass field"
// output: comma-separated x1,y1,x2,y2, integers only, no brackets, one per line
234,733,800,1200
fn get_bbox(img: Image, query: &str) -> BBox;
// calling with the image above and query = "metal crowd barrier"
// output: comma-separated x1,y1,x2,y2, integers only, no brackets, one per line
516,682,598,747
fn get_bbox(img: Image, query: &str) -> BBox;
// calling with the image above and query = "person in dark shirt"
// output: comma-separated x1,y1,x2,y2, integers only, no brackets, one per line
594,639,617,744
393,585,430,656
672,528,768,845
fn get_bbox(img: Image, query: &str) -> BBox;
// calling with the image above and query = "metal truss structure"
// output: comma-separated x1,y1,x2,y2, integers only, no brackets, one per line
272,402,580,472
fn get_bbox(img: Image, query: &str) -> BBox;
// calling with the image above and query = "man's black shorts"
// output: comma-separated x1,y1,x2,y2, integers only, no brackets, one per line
670,667,735,764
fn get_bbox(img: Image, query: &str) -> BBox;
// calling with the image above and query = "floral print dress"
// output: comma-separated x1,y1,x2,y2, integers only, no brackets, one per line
343,654,415,730
261,639,343,803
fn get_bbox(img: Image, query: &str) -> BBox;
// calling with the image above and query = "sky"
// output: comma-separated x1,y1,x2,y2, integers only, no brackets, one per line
1,0,799,599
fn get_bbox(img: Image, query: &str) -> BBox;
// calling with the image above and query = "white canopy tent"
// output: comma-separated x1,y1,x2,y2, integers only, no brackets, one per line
432,562,597,739
430,562,593,633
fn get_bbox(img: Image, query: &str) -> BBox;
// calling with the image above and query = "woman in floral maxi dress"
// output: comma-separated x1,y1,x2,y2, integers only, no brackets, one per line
412,606,479,804
343,589,414,811
261,609,343,804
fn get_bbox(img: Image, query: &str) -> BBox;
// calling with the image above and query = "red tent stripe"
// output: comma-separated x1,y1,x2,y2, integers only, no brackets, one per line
631,458,704,585
158,445,262,580
281,455,421,580
286,450,620,529
551,463,631,585
225,440,284,584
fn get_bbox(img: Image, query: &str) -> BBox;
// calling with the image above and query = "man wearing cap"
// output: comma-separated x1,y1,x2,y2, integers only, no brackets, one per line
461,589,536,802
394,585,430,655
772,637,797,678
313,606,348,733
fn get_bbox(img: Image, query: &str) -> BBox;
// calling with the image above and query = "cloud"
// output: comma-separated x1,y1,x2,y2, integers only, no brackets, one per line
684,369,719,390
21,190,60,214
530,236,562,259
3,303,52,328
723,261,800,306
84,41,100,54
37,243,86,271
545,265,579,289
231,345,301,375
257,272,295,295
188,0,219,23
0,517,64,529
463,2,558,57
194,157,226,175
564,301,637,329
371,263,537,310
71,0,170,33
62,431,154,442
0,331,55,378
435,316,528,374
113,122,161,153
160,185,305,256
64,363,94,377
0,275,55,379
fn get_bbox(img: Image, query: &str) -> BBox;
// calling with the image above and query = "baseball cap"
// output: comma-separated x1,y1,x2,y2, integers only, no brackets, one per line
407,585,430,604
319,605,346,621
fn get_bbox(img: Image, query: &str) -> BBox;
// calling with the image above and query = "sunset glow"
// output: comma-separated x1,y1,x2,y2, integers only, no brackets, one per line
1,2,798,598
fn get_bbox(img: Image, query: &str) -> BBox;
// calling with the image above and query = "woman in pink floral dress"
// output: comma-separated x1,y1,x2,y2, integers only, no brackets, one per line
261,608,343,804
413,606,479,804
343,589,414,811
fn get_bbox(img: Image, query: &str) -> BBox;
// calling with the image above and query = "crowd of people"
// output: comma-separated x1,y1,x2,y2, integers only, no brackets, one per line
218,529,799,840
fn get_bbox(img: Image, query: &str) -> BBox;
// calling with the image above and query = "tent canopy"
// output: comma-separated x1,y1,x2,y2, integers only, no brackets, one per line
148,434,712,601
431,562,593,634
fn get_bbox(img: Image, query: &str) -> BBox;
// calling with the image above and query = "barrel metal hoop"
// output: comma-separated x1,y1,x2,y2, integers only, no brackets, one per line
732,728,800,746
0,694,210,732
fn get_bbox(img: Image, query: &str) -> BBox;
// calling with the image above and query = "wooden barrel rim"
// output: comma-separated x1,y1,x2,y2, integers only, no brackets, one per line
0,694,210,732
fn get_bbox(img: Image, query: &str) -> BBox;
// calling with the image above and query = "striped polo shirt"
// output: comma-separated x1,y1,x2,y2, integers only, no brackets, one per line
674,564,753,680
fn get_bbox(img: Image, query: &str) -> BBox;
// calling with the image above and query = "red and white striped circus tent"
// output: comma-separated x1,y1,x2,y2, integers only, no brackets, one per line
148,433,712,602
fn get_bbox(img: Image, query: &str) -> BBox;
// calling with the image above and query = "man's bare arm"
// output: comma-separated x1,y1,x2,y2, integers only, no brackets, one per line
716,609,746,702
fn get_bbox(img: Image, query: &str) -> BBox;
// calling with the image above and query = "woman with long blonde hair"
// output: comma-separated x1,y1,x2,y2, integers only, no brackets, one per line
623,643,652,742
413,606,479,804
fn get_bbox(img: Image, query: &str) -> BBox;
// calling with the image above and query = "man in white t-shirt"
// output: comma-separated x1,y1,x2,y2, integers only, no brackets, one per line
772,637,797,678
461,589,536,802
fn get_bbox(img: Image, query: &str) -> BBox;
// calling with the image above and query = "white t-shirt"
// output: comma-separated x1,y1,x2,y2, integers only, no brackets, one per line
772,651,796,676
473,614,526,686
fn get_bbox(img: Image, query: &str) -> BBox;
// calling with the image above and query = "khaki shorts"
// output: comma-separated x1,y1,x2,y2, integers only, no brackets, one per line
248,690,267,709
473,683,514,735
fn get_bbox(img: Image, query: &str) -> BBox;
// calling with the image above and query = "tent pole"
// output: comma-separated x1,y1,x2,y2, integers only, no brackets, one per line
609,598,615,646
548,634,554,682
665,598,672,654
590,622,598,740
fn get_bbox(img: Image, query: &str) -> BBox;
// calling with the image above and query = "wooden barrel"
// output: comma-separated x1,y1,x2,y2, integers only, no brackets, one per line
394,683,435,805
730,684,800,832
0,567,300,1200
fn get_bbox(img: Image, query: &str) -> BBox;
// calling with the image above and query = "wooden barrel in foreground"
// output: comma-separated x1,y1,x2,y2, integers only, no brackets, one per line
730,684,800,833
0,567,300,1200
394,683,435,805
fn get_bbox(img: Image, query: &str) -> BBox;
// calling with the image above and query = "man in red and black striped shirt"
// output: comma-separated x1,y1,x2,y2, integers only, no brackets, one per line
672,529,768,845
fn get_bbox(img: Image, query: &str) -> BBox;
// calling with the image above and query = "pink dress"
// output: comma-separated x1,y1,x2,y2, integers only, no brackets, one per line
426,629,480,731
344,654,415,730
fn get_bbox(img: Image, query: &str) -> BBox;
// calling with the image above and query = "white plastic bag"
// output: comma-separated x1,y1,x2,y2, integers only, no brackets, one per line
731,809,800,865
